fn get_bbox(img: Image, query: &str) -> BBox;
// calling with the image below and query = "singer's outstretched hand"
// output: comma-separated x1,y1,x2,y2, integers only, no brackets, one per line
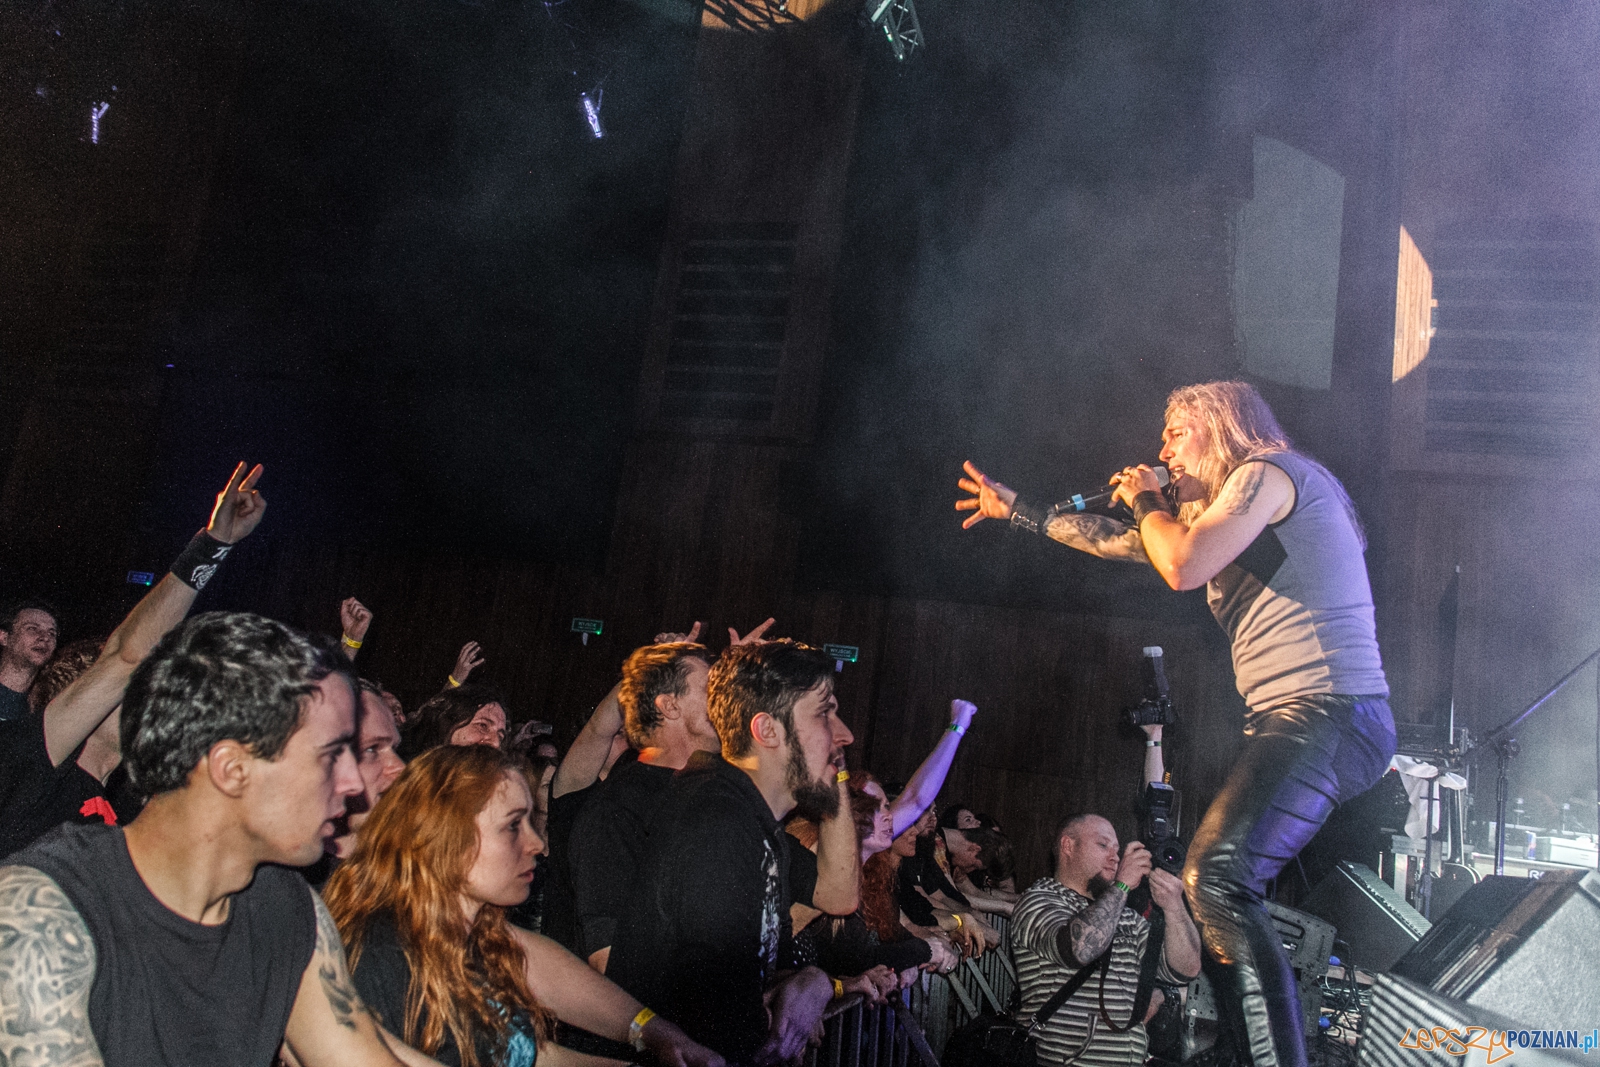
956,461,1017,529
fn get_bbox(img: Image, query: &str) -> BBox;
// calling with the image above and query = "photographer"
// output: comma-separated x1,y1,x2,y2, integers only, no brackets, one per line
1011,815,1200,1067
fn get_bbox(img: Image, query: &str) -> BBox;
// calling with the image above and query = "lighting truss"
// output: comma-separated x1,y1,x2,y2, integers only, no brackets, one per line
866,0,923,62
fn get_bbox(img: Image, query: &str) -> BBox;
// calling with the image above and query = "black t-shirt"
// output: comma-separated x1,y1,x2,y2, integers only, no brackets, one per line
895,834,969,928
10,823,317,1067
569,758,675,958
607,751,797,1062
0,714,119,860
350,912,539,1067
795,909,933,976
0,683,29,722
571,759,822,962
539,783,595,952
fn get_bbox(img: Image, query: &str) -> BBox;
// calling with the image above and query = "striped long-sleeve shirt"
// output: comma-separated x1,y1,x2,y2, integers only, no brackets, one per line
1009,878,1184,1067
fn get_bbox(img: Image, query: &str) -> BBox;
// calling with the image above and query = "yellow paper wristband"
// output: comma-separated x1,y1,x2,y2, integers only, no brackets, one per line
341,634,363,650
835,769,850,785
447,674,461,688
832,978,845,999
629,1007,656,1051
952,913,964,929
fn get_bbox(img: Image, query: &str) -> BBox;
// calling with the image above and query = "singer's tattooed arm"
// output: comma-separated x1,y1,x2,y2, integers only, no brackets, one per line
1056,886,1127,966
1218,462,1267,516
1045,513,1151,564
0,866,105,1067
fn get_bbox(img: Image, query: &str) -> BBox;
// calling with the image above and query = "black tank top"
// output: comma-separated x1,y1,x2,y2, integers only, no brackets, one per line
10,823,317,1067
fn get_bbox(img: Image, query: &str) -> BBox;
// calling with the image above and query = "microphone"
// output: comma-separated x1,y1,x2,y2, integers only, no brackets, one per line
1051,465,1169,515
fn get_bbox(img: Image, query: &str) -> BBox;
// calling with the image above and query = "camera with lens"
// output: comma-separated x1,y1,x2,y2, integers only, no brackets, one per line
1142,782,1187,875
1124,646,1178,729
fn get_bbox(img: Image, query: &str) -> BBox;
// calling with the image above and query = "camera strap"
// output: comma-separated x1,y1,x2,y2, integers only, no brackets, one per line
1096,907,1165,1033
1025,950,1112,1034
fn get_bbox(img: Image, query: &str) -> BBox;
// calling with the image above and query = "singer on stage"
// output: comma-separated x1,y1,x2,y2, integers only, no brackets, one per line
957,380,1396,1067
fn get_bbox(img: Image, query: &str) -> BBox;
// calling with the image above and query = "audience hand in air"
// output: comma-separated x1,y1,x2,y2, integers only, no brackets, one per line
955,461,1017,529
655,621,703,644
1147,867,1185,913
758,967,832,1066
729,618,776,646
639,1014,727,1067
206,461,267,544
452,641,485,683
841,965,899,1006
950,699,977,733
340,598,372,644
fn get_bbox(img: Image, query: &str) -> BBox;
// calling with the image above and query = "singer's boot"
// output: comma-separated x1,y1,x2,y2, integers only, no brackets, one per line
1183,695,1395,1067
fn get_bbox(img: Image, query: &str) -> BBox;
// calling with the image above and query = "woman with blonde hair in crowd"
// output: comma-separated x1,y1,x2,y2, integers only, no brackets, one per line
324,744,723,1067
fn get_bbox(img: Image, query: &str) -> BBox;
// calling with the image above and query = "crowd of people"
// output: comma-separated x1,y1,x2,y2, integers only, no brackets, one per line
0,459,1202,1067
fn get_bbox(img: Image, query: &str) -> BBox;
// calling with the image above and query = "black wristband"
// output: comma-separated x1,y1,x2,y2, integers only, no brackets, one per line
1131,491,1172,526
1009,499,1045,535
170,530,234,591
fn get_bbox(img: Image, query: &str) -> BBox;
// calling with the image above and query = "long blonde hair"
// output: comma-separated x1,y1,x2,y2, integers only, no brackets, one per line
1165,380,1363,544
1164,381,1291,525
324,746,554,1066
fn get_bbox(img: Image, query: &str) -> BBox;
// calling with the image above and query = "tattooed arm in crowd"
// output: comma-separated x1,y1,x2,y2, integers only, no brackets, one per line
0,871,434,1067
283,892,444,1066
1057,842,1152,966
0,866,103,1066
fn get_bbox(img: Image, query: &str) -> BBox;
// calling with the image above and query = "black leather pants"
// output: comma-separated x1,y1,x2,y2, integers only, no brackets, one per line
1183,694,1396,1067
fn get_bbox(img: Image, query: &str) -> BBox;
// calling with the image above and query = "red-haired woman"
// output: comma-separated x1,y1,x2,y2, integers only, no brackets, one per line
324,745,723,1067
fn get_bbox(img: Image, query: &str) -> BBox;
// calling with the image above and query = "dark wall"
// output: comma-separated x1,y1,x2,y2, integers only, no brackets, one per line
0,0,699,641
140,0,697,562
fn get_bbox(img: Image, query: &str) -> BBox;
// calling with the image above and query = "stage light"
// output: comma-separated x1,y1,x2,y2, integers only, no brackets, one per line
866,0,922,61
580,90,604,139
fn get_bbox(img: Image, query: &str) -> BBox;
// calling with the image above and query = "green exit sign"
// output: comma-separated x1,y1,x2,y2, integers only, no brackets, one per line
571,618,604,635
823,644,858,663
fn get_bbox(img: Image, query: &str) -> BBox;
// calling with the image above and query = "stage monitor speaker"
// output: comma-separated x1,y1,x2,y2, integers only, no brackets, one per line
1357,972,1594,1067
1301,861,1430,972
1391,868,1600,1029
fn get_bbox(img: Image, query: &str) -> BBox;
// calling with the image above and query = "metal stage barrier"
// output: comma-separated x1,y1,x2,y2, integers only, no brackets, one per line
806,914,1016,1067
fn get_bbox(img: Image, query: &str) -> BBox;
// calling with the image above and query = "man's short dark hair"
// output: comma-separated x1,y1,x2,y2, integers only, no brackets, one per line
618,642,709,748
707,640,835,759
1053,812,1097,850
0,597,59,633
122,612,353,795
402,681,506,759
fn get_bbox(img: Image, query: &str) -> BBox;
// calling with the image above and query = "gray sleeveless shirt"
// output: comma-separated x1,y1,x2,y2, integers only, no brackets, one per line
1207,451,1388,710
